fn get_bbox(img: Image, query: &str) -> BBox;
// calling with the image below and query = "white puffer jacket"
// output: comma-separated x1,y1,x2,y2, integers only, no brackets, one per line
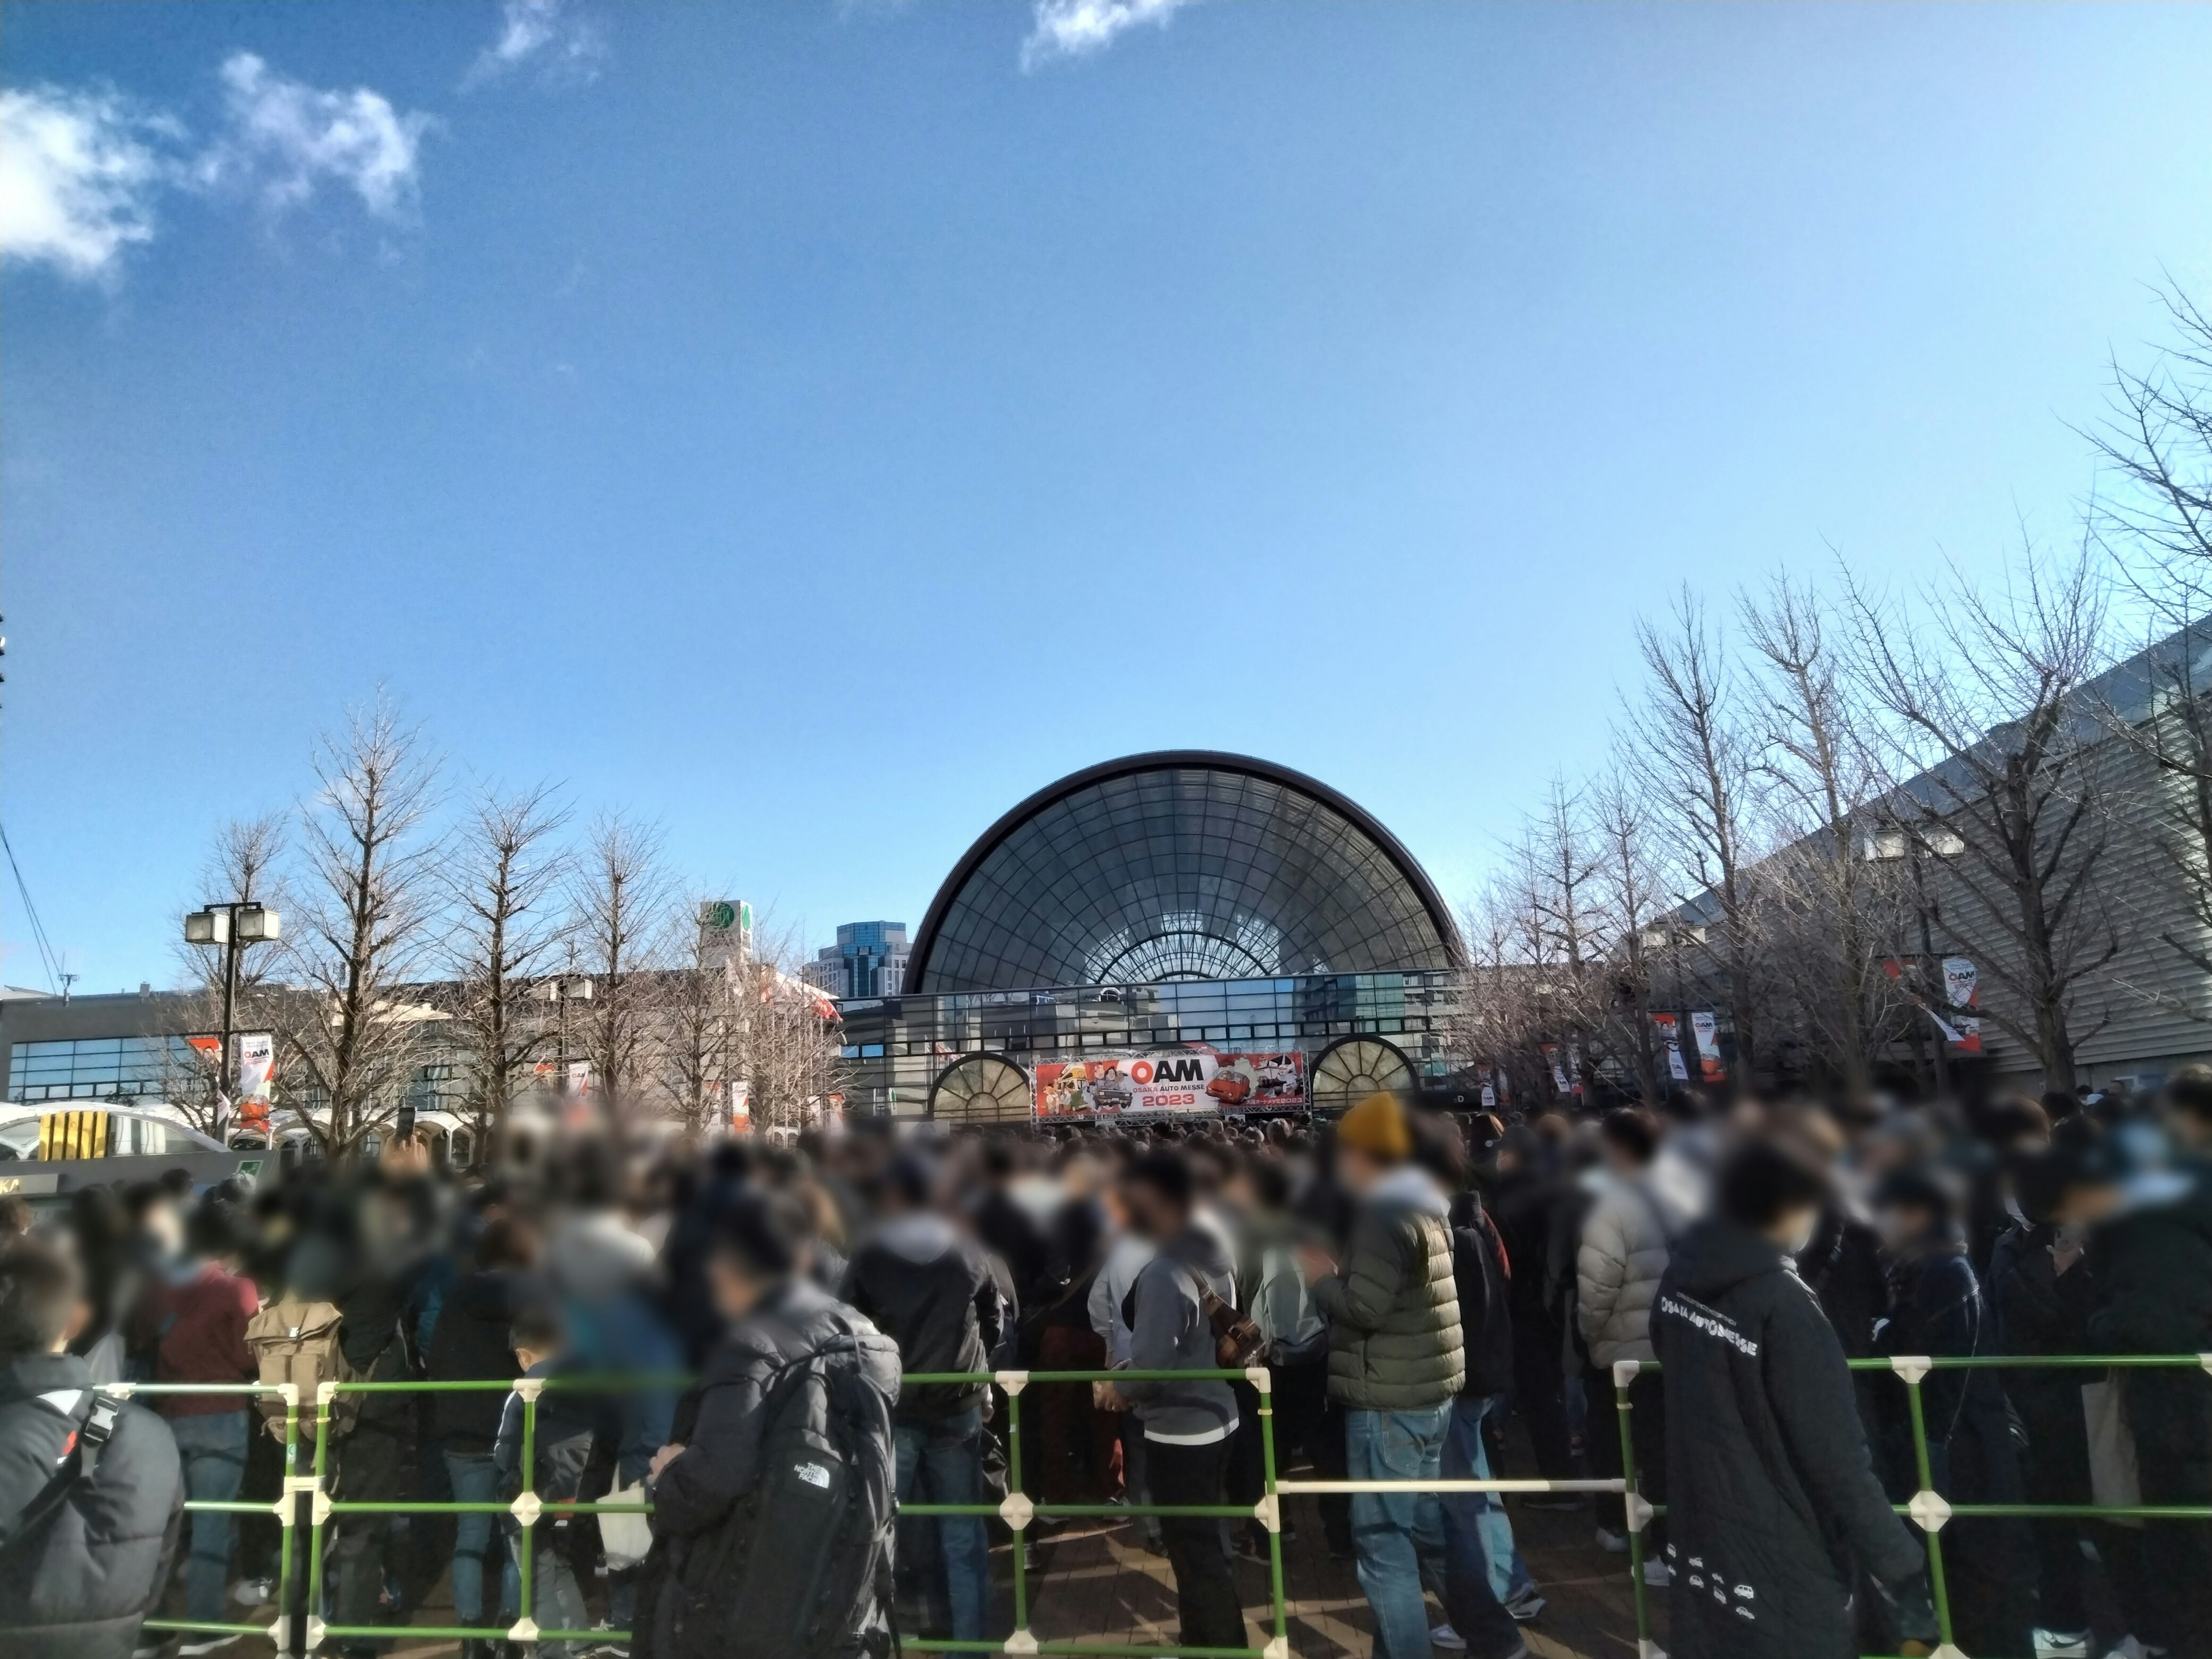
1575,1175,1687,1369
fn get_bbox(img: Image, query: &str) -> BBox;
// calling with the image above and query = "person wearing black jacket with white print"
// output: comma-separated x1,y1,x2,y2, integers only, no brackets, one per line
1652,1140,1929,1659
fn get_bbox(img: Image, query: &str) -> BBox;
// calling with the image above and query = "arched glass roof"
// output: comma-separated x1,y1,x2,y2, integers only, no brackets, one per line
906,753,1461,995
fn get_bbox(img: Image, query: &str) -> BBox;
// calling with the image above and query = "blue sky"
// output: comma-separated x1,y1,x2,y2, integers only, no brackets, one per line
3,1,2209,993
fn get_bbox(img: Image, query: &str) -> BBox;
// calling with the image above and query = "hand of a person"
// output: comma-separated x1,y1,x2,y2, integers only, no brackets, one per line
1092,1380,1124,1412
2052,1236,2085,1276
647,1442,685,1482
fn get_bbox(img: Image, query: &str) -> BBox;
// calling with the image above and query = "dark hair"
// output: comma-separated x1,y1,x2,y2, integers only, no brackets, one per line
1251,1159,1293,1212
711,1188,805,1280
2165,1065,2212,1124
2010,1147,2070,1225
187,1200,243,1262
1716,1137,1831,1232
1125,1148,1194,1213
474,1216,532,1272
1598,1107,1658,1166
0,1237,82,1361
1872,1165,1956,1227
1411,1113,1468,1190
509,1302,565,1358
883,1154,934,1210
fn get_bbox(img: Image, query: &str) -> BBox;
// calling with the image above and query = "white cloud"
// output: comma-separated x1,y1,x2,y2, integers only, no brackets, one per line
0,85,173,281
203,53,433,219
466,0,606,89
1021,0,1195,69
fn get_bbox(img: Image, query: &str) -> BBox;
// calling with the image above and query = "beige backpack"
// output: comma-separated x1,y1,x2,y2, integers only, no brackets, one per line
244,1296,358,1444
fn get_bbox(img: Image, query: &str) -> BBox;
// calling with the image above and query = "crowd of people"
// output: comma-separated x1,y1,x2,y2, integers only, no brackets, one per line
6,1067,2212,1659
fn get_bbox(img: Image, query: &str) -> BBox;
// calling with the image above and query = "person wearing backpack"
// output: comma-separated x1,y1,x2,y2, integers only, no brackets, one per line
0,1235,183,1659
637,1188,900,1659
125,1202,259,1649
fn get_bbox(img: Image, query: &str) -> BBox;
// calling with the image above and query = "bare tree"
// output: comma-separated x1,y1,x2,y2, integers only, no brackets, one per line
1519,781,1607,1095
658,899,742,1134
731,924,849,1134
276,697,443,1159
1626,586,1764,1074
1588,768,1668,1105
573,814,675,1116
1844,544,2118,1090
168,813,289,1135
443,783,571,1157
2086,282,2212,620
2082,285,2212,1019
1738,571,1910,1094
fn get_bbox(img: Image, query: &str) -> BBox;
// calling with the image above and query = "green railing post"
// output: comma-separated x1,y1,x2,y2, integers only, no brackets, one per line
1902,1373,1956,1651
1615,1366,1651,1653
1008,1380,1030,1641
276,1389,301,1657
518,1387,539,1642
306,1381,333,1644
1256,1367,1287,1652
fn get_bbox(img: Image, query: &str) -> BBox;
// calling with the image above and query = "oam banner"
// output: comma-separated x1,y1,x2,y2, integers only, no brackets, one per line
1940,956,1983,1054
1034,1051,1304,1118
1688,1012,1726,1083
1541,1043,1571,1097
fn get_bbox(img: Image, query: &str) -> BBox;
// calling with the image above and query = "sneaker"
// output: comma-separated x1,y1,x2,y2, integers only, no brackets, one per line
177,1641,234,1657
1594,1526,1630,1554
131,1643,176,1659
1429,1624,1467,1650
1642,1556,1672,1588
230,1577,275,1608
2033,1631,2089,1659
1505,1585,1547,1622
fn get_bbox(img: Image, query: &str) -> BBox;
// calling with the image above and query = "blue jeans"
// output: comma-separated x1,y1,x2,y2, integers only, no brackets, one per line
1443,1393,1534,1603
444,1448,520,1626
170,1410,249,1624
1346,1403,1453,1659
893,1408,990,1642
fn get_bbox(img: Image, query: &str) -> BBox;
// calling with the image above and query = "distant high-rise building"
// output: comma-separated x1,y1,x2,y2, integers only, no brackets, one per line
804,921,910,1000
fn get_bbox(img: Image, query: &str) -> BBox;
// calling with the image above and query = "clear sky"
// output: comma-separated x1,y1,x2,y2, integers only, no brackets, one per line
3,1,2209,994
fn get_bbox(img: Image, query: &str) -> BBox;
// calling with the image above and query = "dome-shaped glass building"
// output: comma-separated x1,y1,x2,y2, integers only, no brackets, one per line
906,753,1460,995
834,753,1467,1123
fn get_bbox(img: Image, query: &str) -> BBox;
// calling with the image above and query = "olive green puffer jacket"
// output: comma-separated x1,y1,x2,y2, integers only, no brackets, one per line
1312,1169,1465,1410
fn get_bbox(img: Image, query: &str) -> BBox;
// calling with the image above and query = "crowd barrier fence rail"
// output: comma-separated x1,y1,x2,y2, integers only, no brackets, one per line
112,1353,2212,1658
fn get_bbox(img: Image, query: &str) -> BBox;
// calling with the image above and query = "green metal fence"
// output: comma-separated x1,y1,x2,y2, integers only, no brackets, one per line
126,1367,1293,1658
1617,1353,2212,1659
118,1353,2212,1657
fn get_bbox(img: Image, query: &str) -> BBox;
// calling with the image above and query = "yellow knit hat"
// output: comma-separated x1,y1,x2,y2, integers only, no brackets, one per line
1336,1091,1411,1162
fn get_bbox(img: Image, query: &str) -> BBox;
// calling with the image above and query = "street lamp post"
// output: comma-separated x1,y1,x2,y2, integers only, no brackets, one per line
183,901,282,1144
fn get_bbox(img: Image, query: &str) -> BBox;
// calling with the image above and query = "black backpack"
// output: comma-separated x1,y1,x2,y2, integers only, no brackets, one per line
688,1315,900,1659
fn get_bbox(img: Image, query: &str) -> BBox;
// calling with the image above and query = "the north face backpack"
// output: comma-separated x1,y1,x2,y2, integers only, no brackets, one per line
244,1296,357,1443
713,1321,900,1659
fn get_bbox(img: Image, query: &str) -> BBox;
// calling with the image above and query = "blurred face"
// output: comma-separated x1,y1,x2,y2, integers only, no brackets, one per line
1122,1180,1180,1241
707,1251,767,1319
1874,1202,1936,1255
1336,1145,1384,1195
1600,1138,1644,1179
1771,1202,1821,1256
2054,1179,2122,1228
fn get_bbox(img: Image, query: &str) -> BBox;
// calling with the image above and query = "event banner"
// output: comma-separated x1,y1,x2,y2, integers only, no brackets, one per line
1034,1051,1305,1118
1653,1013,1690,1081
1688,1011,1726,1083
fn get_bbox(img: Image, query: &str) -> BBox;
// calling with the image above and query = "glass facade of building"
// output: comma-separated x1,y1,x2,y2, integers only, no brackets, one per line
7,1036,211,1104
907,756,1459,995
839,971,1462,1116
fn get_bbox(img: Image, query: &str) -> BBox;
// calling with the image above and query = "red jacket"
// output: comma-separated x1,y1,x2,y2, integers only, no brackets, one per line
131,1264,259,1417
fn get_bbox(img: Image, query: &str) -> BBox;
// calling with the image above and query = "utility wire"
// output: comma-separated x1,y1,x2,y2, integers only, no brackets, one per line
0,820,61,993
